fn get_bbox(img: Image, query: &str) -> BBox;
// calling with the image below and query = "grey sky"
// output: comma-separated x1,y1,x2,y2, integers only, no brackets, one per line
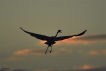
0,0,106,71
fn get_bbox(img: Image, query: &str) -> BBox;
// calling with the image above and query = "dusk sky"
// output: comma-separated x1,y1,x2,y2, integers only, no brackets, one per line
0,0,106,71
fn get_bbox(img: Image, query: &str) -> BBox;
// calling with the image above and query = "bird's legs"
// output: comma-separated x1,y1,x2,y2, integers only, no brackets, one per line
50,46,52,53
45,46,49,54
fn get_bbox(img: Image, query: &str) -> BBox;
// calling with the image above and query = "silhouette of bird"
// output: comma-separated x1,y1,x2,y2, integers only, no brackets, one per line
20,27,87,54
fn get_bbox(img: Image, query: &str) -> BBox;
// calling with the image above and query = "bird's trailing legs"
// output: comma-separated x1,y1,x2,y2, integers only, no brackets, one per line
50,46,52,53
45,46,49,54
45,45,52,54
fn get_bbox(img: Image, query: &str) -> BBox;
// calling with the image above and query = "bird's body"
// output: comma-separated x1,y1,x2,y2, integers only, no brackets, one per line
20,27,87,54
45,39,56,47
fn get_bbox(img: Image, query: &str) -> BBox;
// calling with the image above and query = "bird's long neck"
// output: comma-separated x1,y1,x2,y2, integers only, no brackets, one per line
54,32,59,38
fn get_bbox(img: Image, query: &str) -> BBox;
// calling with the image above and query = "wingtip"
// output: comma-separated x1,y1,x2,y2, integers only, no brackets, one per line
82,30,87,34
84,30,87,33
20,27,22,29
74,30,87,36
20,27,25,32
20,27,24,30
85,30,87,32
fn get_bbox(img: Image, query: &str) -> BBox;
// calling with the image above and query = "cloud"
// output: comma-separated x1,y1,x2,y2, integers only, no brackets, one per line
82,65,96,70
0,69,27,71
4,49,45,61
88,50,100,56
87,49,106,56
6,56,22,61
13,48,106,56
101,50,106,55
39,34,106,45
36,68,53,71
61,34,106,44
74,65,106,71
5,48,105,61
14,48,72,55
74,66,106,71
0,65,105,71
71,65,106,71
73,64,99,70
0,67,106,71
35,66,106,71
12,69,27,71
75,34,106,41
14,49,44,55
3,48,72,61
75,49,106,56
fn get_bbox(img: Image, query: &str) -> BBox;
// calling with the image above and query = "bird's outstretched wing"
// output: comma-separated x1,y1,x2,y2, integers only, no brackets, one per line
20,27,49,41
55,30,87,41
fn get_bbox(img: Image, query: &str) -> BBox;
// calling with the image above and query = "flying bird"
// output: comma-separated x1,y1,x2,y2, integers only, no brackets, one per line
20,27,87,54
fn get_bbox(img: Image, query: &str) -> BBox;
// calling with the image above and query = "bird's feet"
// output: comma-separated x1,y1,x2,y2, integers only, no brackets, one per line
45,52,47,54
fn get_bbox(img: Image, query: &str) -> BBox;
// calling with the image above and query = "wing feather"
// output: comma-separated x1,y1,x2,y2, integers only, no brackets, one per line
55,36,73,41
55,30,87,41
20,27,49,41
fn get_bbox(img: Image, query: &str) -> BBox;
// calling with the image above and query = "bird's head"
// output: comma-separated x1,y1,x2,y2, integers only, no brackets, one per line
58,30,62,33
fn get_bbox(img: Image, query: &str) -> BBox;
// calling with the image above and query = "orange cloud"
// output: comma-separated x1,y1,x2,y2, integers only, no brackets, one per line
6,56,22,61
82,65,98,70
13,48,73,56
101,50,106,55
14,49,44,55
87,50,106,56
36,65,105,71
14,48,106,56
88,50,100,56
73,64,99,70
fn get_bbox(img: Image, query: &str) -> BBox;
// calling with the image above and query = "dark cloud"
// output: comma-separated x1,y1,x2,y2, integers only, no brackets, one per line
0,69,27,71
70,67,106,71
0,67,106,71
12,69,27,71
74,34,106,41
36,67,106,71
